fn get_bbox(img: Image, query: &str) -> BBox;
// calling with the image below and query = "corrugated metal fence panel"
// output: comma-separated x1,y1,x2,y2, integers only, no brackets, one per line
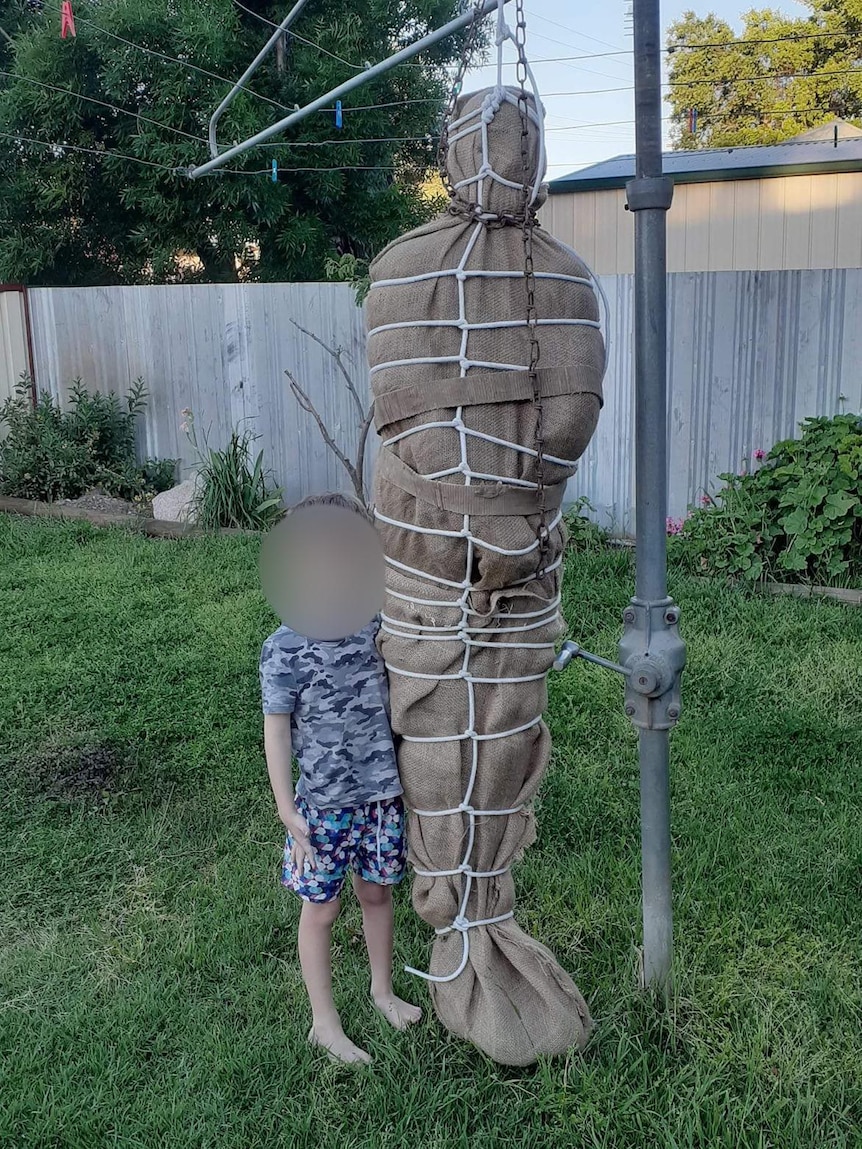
26,273,862,529
567,274,635,534
28,282,372,504
570,268,862,530
0,289,30,408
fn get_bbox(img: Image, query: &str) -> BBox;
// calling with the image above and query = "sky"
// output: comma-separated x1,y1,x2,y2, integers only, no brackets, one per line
463,0,810,179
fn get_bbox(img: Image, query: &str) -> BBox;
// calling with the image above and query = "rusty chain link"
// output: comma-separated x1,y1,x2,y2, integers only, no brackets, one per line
438,0,549,568
514,0,549,567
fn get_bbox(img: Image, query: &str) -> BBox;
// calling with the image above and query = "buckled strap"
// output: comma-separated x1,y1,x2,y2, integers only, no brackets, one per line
376,450,566,517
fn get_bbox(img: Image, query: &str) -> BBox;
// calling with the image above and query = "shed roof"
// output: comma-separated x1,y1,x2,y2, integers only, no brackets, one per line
548,129,862,194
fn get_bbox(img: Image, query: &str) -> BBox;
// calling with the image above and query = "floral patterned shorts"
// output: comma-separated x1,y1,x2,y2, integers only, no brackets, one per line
282,795,407,903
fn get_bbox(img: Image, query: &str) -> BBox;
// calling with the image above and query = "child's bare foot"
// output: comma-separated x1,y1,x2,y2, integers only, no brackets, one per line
372,993,422,1031
308,1025,371,1065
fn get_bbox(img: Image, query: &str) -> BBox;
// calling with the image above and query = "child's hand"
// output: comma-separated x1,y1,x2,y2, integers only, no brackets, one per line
281,808,317,872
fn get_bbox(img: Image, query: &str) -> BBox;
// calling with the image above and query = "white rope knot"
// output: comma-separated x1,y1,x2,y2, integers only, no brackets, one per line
452,915,471,932
493,22,511,48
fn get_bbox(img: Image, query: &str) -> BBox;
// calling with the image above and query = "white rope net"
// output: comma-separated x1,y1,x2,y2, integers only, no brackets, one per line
365,4,607,1066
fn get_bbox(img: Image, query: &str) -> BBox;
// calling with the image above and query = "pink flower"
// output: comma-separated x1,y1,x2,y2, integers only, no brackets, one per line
180,421,189,434
700,495,711,506
180,407,192,419
753,448,765,461
666,517,684,535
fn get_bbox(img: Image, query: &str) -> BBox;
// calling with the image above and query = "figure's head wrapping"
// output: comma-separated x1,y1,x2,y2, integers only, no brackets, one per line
445,86,548,220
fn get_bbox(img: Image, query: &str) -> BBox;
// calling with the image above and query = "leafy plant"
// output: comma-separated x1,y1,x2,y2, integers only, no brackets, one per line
0,377,175,502
672,414,862,585
324,254,371,306
183,411,284,531
563,496,609,551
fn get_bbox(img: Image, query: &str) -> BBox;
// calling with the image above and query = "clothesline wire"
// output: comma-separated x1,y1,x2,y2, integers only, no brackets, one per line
38,0,290,113
0,68,209,147
0,129,407,176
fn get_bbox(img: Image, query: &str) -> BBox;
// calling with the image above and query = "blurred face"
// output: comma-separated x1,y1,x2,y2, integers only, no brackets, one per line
260,505,385,641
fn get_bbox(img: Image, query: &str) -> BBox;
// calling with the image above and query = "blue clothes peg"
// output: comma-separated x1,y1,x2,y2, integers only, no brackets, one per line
272,159,278,182
335,100,343,129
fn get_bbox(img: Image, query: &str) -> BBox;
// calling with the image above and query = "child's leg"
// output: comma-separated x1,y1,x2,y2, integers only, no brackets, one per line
298,897,371,1064
353,875,421,1031
283,800,372,1064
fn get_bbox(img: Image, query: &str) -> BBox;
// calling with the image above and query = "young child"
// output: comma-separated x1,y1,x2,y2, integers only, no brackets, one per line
259,491,421,1065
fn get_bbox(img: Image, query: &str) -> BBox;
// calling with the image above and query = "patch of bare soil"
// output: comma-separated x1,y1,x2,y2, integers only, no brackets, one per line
56,488,154,518
25,742,128,807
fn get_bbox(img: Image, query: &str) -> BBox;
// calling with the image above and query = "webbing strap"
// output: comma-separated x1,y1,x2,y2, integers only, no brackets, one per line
373,365,603,432
376,449,567,516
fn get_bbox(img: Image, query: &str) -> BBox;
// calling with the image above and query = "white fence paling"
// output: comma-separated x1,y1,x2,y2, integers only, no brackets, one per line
23,271,862,528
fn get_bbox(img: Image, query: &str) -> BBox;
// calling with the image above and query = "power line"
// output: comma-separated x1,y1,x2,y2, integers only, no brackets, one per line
669,66,862,89
524,8,627,54
0,129,404,176
668,28,862,53
220,164,401,175
233,0,430,71
233,0,373,71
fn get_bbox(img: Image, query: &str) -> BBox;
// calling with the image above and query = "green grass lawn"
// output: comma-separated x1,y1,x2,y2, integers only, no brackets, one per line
1,514,860,1149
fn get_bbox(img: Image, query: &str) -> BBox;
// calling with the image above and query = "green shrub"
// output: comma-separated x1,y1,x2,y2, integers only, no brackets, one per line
0,378,176,503
563,496,610,551
324,253,371,305
672,414,862,585
184,412,284,530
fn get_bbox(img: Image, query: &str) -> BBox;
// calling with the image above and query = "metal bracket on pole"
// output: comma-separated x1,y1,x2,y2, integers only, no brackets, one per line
553,641,630,677
553,604,685,732
619,599,685,731
624,176,673,214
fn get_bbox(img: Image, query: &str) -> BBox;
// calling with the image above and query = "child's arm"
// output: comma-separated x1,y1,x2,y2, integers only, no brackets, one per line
263,713,316,871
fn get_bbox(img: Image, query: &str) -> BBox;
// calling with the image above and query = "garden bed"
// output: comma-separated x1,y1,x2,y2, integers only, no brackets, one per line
0,494,249,538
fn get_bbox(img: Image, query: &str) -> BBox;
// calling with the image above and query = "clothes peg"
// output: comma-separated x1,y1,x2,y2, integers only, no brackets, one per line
60,0,76,38
272,159,278,182
335,100,343,129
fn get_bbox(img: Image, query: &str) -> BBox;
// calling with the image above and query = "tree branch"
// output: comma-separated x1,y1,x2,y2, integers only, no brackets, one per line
285,369,364,501
289,318,366,420
356,402,375,499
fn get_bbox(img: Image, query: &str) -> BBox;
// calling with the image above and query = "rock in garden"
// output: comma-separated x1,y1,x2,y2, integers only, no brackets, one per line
151,479,198,523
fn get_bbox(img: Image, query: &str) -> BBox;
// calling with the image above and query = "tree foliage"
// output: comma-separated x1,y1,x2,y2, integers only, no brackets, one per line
667,0,862,148
0,0,473,284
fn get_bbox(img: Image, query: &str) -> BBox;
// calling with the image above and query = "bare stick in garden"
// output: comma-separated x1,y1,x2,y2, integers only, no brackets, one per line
284,322,374,505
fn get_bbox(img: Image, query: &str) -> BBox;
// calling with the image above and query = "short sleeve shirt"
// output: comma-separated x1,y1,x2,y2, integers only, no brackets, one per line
259,620,402,810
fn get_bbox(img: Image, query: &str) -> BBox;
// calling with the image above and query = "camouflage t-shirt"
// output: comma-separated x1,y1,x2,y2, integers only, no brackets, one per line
259,620,402,810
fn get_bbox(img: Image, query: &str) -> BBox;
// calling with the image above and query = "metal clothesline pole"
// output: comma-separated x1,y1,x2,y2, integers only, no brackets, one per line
208,0,312,161
626,0,681,993
188,0,513,179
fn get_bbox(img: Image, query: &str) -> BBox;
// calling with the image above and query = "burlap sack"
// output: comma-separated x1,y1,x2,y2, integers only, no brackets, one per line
366,87,602,1066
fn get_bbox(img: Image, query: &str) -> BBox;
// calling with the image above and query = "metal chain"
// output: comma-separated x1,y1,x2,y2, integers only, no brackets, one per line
438,0,549,567
514,0,549,566
438,0,487,201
